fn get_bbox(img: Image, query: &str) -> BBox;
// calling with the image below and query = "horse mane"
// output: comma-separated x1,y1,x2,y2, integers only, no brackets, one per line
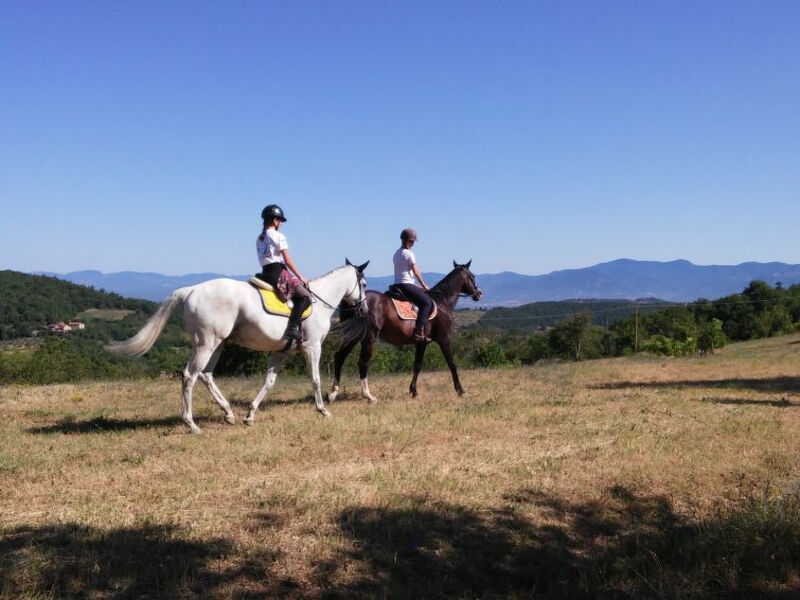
313,265,351,281
428,268,462,298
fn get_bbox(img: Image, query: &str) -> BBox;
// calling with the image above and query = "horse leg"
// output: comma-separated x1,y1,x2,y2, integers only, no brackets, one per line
328,337,359,402
303,341,331,418
245,353,285,425
181,344,219,434
437,337,465,396
409,341,428,398
358,332,379,404
197,342,235,425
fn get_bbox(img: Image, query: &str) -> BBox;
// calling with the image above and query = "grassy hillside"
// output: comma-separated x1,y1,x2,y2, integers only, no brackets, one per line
0,271,191,380
1,334,799,598
471,298,670,333
74,308,137,321
0,270,155,338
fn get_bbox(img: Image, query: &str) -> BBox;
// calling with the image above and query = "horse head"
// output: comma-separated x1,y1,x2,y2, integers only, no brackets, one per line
453,260,482,301
345,258,370,316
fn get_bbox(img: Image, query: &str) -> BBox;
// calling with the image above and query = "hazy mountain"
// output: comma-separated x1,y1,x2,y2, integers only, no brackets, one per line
33,270,252,303
34,259,800,306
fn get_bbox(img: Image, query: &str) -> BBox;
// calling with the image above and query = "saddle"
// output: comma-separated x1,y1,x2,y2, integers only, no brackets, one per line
248,277,312,320
386,284,438,322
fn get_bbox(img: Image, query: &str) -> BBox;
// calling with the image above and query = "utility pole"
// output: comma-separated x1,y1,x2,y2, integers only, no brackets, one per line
634,305,639,352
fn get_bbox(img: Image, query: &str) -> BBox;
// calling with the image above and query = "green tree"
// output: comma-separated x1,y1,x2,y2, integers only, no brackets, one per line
698,318,725,354
548,311,591,361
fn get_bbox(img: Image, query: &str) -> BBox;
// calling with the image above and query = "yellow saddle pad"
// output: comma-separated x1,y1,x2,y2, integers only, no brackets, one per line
257,288,312,320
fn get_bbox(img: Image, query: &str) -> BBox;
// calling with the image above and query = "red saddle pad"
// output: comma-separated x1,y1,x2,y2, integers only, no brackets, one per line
390,297,438,321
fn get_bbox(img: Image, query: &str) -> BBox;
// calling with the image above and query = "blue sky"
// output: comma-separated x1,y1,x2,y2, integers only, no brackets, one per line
1,1,798,278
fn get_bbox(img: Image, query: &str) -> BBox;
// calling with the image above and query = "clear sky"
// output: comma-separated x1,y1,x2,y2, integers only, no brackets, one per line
1,1,798,278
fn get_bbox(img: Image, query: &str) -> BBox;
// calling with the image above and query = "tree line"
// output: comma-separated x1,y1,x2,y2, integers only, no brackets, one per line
2,272,799,385
460,280,800,366
0,270,154,339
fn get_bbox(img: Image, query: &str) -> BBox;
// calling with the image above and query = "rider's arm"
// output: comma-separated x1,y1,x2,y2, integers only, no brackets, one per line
281,250,309,286
411,264,429,291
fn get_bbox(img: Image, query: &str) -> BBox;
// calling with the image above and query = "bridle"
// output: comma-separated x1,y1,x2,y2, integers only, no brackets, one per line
459,268,481,299
429,267,481,300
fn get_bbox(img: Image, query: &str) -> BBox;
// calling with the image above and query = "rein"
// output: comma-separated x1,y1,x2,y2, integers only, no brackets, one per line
306,285,339,309
307,271,365,311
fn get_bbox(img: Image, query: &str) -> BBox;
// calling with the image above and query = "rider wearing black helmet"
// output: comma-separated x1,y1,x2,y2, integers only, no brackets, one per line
393,228,433,341
257,204,311,344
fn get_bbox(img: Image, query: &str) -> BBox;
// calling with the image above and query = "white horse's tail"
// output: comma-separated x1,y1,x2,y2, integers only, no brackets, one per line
105,287,192,357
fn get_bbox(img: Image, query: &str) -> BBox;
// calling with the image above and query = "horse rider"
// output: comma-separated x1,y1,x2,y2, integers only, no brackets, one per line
392,228,434,341
256,204,312,343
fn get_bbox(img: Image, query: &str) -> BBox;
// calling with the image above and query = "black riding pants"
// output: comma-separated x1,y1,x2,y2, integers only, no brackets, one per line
394,283,433,330
260,263,311,324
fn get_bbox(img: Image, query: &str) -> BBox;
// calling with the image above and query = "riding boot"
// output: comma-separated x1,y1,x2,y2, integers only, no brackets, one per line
413,317,430,342
283,296,311,343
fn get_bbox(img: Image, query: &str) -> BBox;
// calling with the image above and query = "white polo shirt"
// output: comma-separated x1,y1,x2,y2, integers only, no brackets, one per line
256,230,288,266
393,247,417,285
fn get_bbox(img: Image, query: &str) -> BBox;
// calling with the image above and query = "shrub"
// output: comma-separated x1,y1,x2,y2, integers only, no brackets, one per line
472,341,509,368
698,318,726,354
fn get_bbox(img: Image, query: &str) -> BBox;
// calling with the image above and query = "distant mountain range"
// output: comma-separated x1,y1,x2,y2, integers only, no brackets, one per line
34,259,800,307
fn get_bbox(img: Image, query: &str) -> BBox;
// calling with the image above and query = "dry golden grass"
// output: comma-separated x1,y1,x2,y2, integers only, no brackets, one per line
2,334,800,598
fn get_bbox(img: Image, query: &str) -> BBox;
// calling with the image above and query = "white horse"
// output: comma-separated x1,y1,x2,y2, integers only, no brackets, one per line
107,260,369,433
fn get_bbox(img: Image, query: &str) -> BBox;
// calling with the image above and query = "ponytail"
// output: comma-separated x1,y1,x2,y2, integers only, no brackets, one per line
258,221,268,241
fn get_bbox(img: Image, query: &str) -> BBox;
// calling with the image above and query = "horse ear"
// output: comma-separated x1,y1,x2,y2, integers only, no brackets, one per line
345,258,353,267
453,260,458,269
357,260,370,272
465,259,472,269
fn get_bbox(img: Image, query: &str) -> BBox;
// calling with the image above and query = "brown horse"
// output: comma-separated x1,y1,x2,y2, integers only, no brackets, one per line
328,261,482,403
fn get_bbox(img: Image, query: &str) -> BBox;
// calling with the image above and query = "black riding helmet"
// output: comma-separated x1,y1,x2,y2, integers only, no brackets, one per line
262,204,287,222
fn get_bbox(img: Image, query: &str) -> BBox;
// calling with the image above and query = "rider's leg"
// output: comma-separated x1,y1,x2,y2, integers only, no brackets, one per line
397,283,433,340
284,286,311,342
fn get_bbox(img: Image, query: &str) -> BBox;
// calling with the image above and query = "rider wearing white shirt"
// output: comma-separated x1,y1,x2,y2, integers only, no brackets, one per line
392,228,433,341
257,228,288,267
256,204,311,344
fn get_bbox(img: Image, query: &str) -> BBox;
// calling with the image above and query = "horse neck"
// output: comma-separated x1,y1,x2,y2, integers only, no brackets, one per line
310,268,352,308
431,273,462,310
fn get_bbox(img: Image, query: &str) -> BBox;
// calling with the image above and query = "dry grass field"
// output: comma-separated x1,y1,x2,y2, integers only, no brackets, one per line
2,334,800,599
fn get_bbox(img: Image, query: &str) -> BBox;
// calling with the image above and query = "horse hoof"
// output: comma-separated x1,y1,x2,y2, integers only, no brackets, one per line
244,417,254,426
367,397,378,405
327,392,337,403
458,390,467,398
319,409,332,418
189,427,202,434
225,415,235,425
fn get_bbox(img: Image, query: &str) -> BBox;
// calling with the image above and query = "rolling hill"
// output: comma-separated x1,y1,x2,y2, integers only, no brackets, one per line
35,259,800,306
0,270,156,338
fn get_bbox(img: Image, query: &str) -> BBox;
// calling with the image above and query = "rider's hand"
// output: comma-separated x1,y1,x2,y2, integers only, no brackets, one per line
300,276,310,287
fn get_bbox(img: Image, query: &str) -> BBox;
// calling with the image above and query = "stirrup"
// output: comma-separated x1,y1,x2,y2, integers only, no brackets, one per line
285,323,302,341
281,325,302,351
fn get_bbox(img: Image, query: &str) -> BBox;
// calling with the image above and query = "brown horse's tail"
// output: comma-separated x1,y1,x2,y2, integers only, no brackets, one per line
332,302,371,347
